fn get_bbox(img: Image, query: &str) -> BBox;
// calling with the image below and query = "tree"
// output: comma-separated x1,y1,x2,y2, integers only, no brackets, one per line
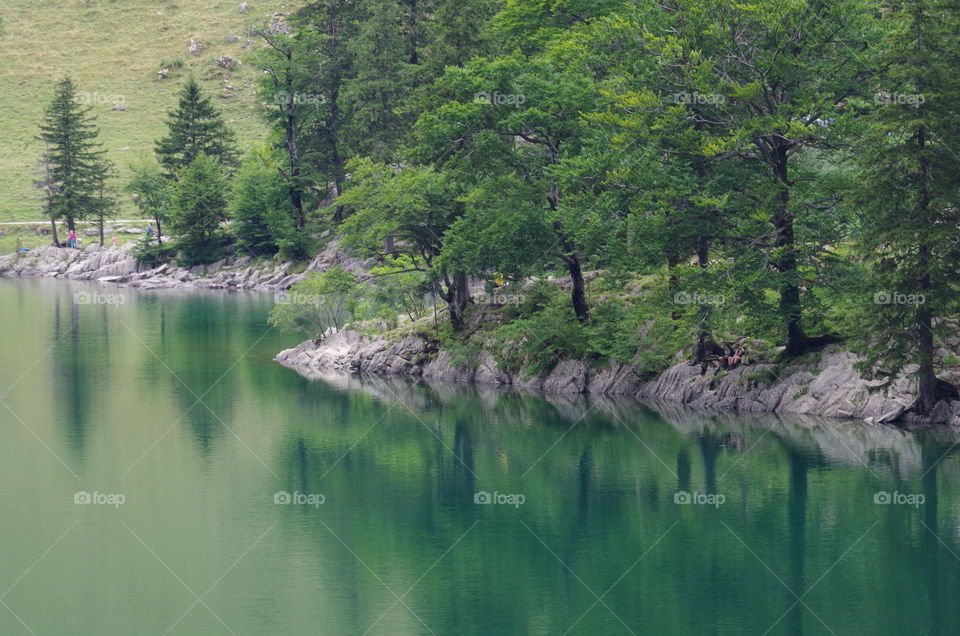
231,148,303,258
252,25,325,230
642,0,877,355
368,255,430,322
38,77,111,233
854,0,960,413
125,155,171,245
168,153,229,265
411,52,601,323
34,151,60,246
91,159,116,246
337,158,474,330
268,267,364,340
293,0,362,221
341,0,413,163
155,77,239,178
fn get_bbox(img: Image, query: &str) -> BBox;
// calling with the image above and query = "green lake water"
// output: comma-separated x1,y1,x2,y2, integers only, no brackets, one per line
1,278,959,635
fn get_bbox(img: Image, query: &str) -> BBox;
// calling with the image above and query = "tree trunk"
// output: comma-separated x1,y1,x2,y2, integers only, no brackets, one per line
696,234,711,355
667,250,681,323
50,218,59,247
563,254,590,324
916,269,937,414
915,118,937,414
445,271,471,330
155,217,163,245
286,108,305,229
771,145,806,356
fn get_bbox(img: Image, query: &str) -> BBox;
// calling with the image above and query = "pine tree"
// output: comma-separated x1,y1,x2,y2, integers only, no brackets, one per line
169,153,229,265
231,148,300,257
37,77,111,233
855,0,960,414
155,77,239,178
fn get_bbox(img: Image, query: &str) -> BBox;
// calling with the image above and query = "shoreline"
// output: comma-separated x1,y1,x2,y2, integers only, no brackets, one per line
0,241,366,292
275,329,960,427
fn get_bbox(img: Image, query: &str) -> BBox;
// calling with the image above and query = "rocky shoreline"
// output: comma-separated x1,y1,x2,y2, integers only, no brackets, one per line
6,243,959,426
276,330,960,426
0,241,367,292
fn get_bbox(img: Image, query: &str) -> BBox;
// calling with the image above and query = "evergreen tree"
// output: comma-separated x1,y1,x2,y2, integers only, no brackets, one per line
155,77,239,178
231,148,303,258
642,0,877,355
294,0,361,220
169,153,229,265
855,0,960,413
37,77,111,233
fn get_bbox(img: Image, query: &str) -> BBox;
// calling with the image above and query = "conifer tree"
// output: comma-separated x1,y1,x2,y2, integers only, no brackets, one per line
169,153,229,264
155,77,239,178
38,77,111,233
855,0,960,413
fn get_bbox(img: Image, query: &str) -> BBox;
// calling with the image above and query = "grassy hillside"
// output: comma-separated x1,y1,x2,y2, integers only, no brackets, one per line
0,0,299,221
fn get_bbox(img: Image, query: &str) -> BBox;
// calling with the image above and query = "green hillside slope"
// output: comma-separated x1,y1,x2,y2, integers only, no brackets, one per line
0,0,299,221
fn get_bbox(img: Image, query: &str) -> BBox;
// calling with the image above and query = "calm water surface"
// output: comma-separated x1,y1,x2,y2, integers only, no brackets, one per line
1,278,959,635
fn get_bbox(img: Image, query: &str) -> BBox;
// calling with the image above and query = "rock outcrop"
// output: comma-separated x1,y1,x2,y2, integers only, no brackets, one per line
275,330,937,423
0,240,370,292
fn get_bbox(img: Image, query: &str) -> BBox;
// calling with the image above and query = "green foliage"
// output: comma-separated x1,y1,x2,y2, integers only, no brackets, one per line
155,77,239,178
124,154,171,243
368,255,431,322
132,239,178,266
231,148,307,259
168,153,229,265
37,77,112,227
268,267,364,340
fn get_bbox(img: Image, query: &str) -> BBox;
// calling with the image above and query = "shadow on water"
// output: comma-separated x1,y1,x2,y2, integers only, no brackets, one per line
277,367,960,634
9,277,960,635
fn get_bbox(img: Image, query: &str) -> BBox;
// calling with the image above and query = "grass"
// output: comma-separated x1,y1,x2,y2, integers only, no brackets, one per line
0,0,300,221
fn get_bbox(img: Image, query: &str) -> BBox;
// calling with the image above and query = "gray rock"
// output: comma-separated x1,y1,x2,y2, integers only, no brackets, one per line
276,337,924,423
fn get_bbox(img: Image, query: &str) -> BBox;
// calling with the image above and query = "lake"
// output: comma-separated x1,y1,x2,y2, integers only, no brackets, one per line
0,278,958,635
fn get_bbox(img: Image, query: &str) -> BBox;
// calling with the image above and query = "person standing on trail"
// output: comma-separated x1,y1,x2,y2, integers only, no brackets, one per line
68,230,77,249
111,235,117,247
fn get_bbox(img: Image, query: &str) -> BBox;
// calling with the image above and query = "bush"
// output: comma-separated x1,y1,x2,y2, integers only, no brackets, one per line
268,267,364,340
480,288,589,378
132,239,178,266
